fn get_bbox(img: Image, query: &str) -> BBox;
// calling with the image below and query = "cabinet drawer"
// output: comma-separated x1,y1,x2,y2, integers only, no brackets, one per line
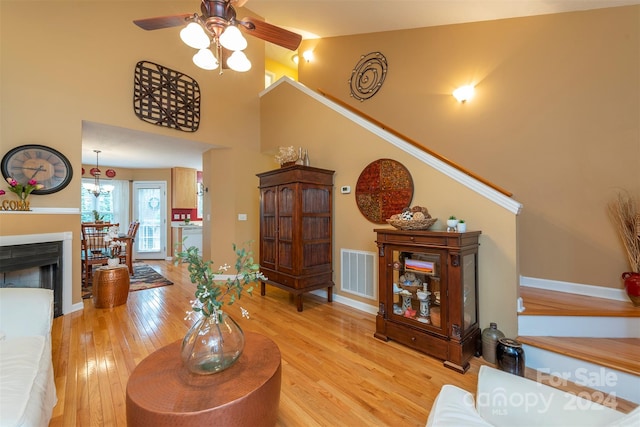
378,233,449,246
385,321,449,361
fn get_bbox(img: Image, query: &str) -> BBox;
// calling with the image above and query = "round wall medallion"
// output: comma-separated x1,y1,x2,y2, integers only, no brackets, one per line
105,169,116,178
90,167,100,176
349,52,388,102
355,159,413,224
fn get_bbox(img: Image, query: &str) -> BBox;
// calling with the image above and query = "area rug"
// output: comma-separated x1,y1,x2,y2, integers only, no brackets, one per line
82,262,173,299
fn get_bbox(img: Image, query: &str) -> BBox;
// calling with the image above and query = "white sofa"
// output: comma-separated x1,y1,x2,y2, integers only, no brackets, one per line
0,288,57,427
427,365,639,427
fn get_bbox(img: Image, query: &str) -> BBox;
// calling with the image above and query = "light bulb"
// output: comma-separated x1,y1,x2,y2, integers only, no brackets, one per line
193,48,219,70
302,50,314,62
453,85,475,103
226,50,251,72
219,25,247,51
180,22,210,49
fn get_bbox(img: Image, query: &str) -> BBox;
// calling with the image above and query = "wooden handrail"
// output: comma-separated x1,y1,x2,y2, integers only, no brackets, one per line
317,89,513,198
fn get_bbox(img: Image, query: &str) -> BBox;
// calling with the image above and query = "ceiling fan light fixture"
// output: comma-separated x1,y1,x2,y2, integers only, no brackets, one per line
219,25,247,51
227,50,251,72
193,48,219,70
180,22,210,49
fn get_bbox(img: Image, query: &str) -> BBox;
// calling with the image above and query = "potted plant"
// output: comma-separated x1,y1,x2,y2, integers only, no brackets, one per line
92,210,104,223
446,215,459,232
608,192,640,306
104,226,125,267
174,242,266,374
457,219,467,233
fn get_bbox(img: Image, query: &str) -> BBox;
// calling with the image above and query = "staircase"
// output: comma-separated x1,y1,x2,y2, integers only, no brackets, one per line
518,286,640,405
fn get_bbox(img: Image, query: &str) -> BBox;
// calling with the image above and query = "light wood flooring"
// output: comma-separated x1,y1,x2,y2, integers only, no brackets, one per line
49,262,635,426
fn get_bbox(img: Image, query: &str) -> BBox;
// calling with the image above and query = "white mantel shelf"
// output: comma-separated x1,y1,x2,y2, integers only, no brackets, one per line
0,208,80,214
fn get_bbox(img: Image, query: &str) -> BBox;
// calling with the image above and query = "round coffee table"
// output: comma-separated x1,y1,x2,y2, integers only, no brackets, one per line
126,331,282,427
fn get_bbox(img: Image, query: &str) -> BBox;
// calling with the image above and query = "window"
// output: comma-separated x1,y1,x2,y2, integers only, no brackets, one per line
81,179,130,226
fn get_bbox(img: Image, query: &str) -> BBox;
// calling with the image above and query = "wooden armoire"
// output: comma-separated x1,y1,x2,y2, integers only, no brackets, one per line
257,165,335,311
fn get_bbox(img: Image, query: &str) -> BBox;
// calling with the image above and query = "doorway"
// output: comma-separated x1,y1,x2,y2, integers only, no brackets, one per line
132,181,167,260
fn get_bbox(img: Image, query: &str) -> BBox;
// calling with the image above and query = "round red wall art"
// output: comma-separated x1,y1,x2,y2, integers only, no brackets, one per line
355,158,414,224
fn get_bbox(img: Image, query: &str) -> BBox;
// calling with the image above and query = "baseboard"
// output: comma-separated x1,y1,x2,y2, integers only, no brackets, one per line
310,289,378,315
519,315,640,338
520,276,628,302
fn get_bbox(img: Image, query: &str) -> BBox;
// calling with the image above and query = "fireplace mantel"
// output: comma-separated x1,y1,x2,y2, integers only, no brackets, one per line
0,232,76,315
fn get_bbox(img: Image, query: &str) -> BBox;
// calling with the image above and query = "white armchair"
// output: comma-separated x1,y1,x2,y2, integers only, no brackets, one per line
426,365,639,427
0,288,57,427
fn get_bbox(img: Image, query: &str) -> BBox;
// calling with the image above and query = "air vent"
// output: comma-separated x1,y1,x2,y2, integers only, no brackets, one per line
341,249,377,300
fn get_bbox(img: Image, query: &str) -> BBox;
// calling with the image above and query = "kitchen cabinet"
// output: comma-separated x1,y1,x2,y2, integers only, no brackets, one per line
171,167,197,209
257,166,335,312
374,229,481,373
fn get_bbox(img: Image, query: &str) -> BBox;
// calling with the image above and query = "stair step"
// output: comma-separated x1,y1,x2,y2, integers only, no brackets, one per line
520,286,640,317
518,335,640,377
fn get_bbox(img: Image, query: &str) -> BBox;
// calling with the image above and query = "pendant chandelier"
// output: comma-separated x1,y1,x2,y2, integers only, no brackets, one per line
83,150,113,197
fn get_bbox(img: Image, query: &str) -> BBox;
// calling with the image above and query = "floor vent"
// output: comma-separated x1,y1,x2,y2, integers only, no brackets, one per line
341,249,377,300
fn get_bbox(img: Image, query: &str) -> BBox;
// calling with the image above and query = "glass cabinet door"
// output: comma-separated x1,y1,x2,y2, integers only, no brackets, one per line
390,248,446,334
462,253,478,332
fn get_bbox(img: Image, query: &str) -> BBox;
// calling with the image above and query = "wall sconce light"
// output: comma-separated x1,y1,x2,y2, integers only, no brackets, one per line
302,50,314,62
292,54,299,64
453,85,475,103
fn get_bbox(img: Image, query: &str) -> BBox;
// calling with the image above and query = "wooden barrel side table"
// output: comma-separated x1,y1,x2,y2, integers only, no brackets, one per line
126,331,282,427
93,265,130,308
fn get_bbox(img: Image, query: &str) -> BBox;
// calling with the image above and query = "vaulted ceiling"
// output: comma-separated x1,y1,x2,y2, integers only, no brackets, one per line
83,0,640,169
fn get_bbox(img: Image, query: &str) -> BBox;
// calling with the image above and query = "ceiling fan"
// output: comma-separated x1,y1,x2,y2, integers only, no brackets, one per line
134,0,302,72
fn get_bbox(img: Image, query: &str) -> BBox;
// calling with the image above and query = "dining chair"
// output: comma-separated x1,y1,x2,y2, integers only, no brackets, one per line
81,222,120,286
118,221,140,275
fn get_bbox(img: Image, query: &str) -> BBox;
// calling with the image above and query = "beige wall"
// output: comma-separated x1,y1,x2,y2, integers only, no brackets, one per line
1,2,638,331
298,6,640,290
261,81,520,336
1,1,266,306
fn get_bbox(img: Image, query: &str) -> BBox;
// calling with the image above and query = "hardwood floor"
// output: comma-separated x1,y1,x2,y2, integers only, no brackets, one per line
50,260,481,426
49,261,634,426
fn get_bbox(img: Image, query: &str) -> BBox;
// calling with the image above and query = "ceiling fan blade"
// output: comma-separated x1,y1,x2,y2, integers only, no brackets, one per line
134,14,193,31
239,17,302,51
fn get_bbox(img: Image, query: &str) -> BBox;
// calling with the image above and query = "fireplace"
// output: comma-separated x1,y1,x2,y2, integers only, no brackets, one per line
0,232,73,317
0,241,63,316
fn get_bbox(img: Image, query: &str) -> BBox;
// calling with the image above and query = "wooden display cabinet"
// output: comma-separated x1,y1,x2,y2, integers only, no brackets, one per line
374,229,481,373
257,166,335,312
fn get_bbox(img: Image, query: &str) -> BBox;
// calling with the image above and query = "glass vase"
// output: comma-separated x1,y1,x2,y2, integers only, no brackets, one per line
181,311,245,375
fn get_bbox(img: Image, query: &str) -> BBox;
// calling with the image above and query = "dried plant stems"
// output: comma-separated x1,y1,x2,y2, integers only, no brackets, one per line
608,192,640,273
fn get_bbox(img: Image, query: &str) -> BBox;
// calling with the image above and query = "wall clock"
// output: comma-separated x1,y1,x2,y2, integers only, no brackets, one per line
1,144,73,195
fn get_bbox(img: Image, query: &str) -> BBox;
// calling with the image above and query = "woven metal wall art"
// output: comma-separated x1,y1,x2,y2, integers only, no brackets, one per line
349,52,388,102
133,61,201,132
